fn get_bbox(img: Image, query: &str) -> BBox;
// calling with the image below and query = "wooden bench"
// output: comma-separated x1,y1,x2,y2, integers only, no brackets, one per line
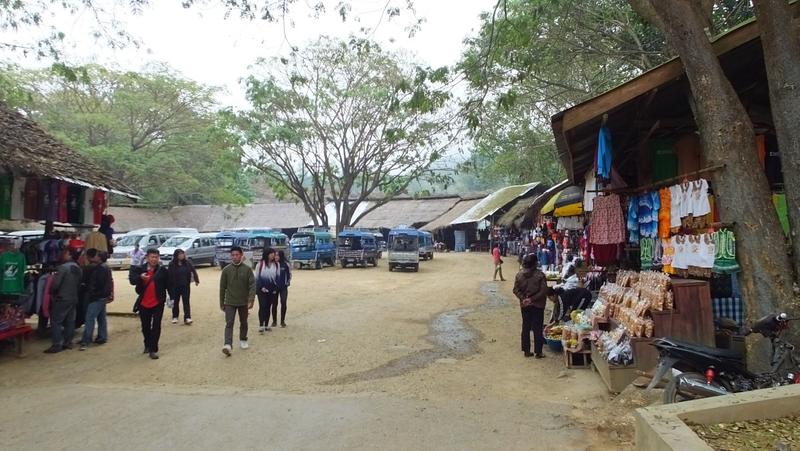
0,325,34,357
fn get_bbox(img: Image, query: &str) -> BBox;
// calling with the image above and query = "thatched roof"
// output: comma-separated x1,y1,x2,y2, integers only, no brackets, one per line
108,207,175,233
171,203,313,231
451,182,545,225
422,198,483,231
353,196,461,229
0,103,138,199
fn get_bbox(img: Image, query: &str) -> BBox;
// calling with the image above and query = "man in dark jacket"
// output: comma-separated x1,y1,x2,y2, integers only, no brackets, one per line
129,248,168,359
513,253,548,358
44,248,83,354
79,249,113,350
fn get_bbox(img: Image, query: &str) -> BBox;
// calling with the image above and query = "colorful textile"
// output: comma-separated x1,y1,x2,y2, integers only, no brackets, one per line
627,195,639,244
597,126,613,180
713,229,740,274
640,237,654,270
773,193,789,236
590,194,626,245
658,187,671,239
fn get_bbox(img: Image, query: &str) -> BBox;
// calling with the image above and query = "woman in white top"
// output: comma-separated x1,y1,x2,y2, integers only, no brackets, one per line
255,248,279,333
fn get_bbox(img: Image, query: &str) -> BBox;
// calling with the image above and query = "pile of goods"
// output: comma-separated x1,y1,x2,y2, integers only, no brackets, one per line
0,304,24,332
594,326,633,366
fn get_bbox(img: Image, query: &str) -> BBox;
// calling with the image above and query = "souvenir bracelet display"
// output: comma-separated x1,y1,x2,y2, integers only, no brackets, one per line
590,270,673,366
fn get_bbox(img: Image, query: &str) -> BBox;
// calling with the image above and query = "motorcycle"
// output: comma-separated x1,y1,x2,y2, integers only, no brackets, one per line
647,313,800,403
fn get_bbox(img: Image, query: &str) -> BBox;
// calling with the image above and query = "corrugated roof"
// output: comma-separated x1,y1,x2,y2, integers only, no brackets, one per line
0,103,139,199
450,182,543,225
354,197,460,229
422,198,483,231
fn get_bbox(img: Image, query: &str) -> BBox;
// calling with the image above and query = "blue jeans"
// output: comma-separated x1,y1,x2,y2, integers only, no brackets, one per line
81,300,108,345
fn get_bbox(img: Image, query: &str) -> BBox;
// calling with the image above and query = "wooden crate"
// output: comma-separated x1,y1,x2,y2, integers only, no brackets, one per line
591,343,640,393
564,348,592,369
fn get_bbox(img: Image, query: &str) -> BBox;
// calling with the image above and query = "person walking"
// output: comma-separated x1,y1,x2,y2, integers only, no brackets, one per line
273,250,292,328
79,249,113,350
129,248,168,360
513,253,548,358
492,244,506,281
44,248,83,354
255,248,279,333
219,246,255,356
167,249,199,325
129,243,145,267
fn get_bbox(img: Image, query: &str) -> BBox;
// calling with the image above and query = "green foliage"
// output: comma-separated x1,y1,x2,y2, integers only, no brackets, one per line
3,63,253,205
231,36,455,230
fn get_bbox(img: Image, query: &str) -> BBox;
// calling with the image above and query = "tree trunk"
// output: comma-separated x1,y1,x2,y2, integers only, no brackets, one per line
644,0,795,370
753,0,800,281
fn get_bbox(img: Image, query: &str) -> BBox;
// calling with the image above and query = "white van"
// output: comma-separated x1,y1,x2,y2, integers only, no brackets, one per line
109,228,198,269
159,233,219,267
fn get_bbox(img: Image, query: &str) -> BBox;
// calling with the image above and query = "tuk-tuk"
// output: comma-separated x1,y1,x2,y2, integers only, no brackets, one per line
215,228,288,269
336,229,378,268
215,230,250,268
419,230,434,261
290,227,336,269
388,227,421,272
247,229,289,268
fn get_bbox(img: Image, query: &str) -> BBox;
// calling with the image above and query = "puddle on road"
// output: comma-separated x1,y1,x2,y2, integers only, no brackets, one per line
323,282,509,385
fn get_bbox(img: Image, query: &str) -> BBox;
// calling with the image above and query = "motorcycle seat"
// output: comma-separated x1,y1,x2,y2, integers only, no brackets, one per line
659,338,744,360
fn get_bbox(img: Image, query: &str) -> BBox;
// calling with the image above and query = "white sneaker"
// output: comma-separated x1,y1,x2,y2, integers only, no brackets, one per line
258,326,265,334
222,344,232,356
240,340,249,350
171,318,178,324
185,318,193,325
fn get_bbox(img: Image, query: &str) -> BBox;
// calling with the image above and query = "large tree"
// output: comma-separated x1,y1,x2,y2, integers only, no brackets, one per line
231,37,455,232
752,0,800,280
4,64,253,205
629,0,795,368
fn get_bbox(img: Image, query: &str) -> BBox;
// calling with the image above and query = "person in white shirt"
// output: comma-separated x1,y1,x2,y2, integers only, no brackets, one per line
129,244,145,267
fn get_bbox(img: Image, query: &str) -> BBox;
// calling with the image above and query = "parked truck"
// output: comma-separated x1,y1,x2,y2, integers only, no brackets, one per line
388,226,421,272
290,227,336,269
336,229,378,268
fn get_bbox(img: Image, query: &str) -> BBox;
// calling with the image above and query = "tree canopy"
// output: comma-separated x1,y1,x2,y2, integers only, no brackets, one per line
1,63,254,205
229,36,456,231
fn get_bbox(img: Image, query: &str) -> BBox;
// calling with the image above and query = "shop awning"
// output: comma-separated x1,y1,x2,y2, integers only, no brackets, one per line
451,182,544,225
540,194,559,215
553,185,583,217
0,103,139,200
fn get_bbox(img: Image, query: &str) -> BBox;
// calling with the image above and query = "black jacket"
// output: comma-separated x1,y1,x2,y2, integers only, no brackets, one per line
129,263,169,305
87,263,113,301
167,261,199,291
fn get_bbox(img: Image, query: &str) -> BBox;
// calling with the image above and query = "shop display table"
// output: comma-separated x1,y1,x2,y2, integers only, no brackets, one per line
0,325,34,357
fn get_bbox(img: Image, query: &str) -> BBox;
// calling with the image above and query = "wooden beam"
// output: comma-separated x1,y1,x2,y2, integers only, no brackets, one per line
561,15,769,132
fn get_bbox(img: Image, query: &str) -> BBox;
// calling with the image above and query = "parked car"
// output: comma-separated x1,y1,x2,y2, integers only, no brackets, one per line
336,229,378,268
419,230,434,261
159,233,219,267
108,228,198,269
388,226,421,272
290,227,336,269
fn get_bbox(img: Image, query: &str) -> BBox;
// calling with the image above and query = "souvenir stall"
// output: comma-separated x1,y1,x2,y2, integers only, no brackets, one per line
0,103,139,355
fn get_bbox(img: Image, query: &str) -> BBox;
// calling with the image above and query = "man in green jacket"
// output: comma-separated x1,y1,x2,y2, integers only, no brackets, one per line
219,246,256,356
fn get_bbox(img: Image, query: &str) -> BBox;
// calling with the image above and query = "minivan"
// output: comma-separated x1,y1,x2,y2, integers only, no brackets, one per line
159,233,219,267
108,228,198,269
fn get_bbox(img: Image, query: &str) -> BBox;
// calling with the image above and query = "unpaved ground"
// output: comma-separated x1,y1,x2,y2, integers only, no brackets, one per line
0,253,633,450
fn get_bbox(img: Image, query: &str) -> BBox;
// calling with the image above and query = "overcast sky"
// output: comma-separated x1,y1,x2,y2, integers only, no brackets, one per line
8,0,494,108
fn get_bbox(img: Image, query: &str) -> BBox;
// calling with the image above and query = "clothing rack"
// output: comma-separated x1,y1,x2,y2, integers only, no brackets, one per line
587,164,726,194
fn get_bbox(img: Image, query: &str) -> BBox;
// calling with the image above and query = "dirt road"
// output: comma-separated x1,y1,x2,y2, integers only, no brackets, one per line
0,253,627,450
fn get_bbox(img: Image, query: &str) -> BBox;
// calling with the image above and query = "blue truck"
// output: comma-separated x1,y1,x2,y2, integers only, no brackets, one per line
290,227,336,269
388,227,421,272
336,229,379,268
215,228,288,269
419,230,434,261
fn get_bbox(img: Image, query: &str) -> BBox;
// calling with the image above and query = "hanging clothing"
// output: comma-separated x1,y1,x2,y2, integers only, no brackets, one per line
584,170,598,212
690,179,711,217
556,216,584,231
66,185,83,224
58,182,68,223
590,194,625,245
713,230,740,274
627,195,639,244
0,251,27,294
92,191,107,225
0,175,12,220
597,126,613,181
48,180,59,222
661,238,675,275
672,235,689,270
658,187,671,239
640,238,654,270
10,177,25,220
773,193,790,236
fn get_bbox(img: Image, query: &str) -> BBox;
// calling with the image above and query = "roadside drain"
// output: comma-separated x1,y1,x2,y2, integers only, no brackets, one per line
322,282,509,385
